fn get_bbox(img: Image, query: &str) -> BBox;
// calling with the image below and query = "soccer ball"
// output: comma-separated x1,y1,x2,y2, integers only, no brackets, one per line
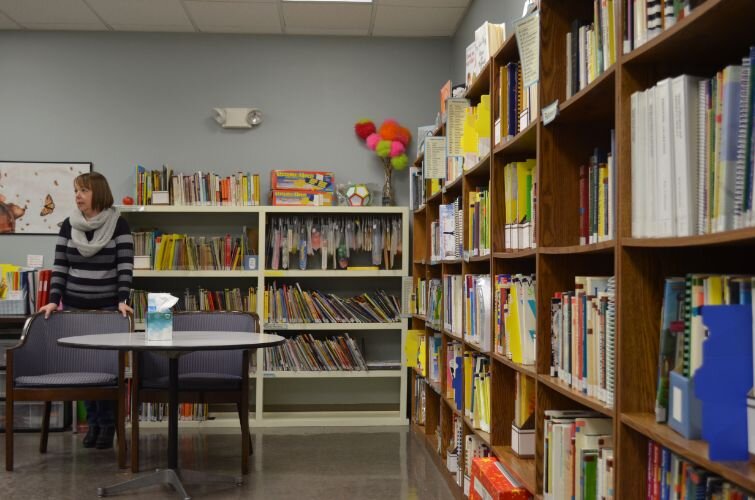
346,184,371,206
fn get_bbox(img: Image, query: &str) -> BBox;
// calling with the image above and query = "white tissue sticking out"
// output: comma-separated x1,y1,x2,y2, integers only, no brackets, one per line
146,293,178,341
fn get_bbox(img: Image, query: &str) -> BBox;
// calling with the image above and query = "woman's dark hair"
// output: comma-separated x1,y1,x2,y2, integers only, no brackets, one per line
74,172,114,212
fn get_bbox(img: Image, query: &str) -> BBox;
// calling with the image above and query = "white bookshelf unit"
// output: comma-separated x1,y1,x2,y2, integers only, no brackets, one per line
120,204,410,428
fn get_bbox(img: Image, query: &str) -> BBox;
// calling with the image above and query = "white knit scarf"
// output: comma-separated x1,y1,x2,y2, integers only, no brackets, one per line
69,207,120,258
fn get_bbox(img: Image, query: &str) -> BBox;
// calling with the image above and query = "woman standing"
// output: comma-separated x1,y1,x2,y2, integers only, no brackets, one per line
39,172,134,450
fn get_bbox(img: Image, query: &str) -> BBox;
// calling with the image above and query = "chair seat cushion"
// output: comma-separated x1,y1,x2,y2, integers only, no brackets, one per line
15,372,117,387
142,372,242,391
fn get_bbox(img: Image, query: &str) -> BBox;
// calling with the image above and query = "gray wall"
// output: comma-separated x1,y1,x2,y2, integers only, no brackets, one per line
0,31,450,266
451,0,526,84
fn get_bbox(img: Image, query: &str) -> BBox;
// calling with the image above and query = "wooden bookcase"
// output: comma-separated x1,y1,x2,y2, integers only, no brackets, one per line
410,0,755,497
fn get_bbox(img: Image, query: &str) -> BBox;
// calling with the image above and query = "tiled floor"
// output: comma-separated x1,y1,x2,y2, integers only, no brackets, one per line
0,426,456,499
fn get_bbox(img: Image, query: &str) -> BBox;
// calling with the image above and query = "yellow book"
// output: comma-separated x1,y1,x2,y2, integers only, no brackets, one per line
516,161,535,249
463,353,473,415
504,163,517,249
461,108,479,170
264,290,269,322
507,280,523,363
153,235,167,271
607,0,616,66
706,275,724,305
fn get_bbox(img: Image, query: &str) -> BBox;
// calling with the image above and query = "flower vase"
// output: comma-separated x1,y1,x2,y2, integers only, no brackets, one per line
382,161,394,206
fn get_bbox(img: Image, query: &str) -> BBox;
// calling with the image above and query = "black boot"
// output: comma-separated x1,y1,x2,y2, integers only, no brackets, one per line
95,426,115,450
83,425,100,448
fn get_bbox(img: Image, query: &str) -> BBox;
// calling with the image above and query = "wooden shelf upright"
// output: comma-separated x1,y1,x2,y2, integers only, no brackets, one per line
410,0,755,497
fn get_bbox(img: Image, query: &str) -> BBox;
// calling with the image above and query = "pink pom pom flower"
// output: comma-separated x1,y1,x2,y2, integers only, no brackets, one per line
365,133,381,151
390,141,405,157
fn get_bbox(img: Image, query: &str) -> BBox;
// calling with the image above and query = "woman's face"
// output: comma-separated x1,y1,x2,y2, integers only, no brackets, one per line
74,182,95,217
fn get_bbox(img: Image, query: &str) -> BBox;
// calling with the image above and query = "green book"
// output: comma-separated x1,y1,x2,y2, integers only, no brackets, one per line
582,450,598,500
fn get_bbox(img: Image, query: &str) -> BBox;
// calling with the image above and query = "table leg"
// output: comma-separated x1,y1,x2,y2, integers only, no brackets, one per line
168,356,179,469
97,353,241,499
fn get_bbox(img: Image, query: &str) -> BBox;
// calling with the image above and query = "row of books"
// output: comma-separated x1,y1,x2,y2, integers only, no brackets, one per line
409,166,425,211
580,135,616,244
647,440,754,499
129,287,258,324
450,413,465,487
495,273,537,366
654,274,753,424
543,411,614,500
499,62,539,144
461,96,492,172
262,333,367,372
426,279,443,330
467,184,491,258
413,376,427,426
443,275,463,336
631,49,755,237
465,21,507,89
465,353,491,434
135,165,260,206
0,265,48,315
143,232,252,271
263,283,400,324
502,160,537,251
464,435,493,496
566,1,618,99
413,278,427,317
549,276,616,407
623,0,703,54
129,402,208,422
464,274,492,350
265,214,402,271
446,340,463,411
436,197,464,261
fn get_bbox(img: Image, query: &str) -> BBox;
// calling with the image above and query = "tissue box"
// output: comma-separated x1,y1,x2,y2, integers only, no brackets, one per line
511,423,535,458
146,294,173,341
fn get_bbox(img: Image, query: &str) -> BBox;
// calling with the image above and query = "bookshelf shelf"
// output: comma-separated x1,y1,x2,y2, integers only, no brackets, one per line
428,381,442,396
465,61,491,101
538,375,614,417
133,270,258,278
427,189,443,204
538,240,615,255
443,395,461,418
492,249,537,260
491,446,537,494
414,151,424,168
622,0,755,67
264,322,403,331
263,269,404,278
622,227,755,248
413,259,427,265
558,66,615,124
412,314,426,322
413,204,426,215
463,152,491,179
621,412,755,493
493,34,518,64
442,258,463,265
263,370,401,379
491,352,536,378
493,119,538,157
117,204,262,213
427,323,442,333
465,254,491,263
462,339,489,355
443,329,462,342
443,174,463,195
463,415,491,446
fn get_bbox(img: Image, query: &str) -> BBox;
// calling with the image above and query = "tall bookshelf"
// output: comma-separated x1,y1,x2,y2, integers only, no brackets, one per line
120,204,409,428
410,0,755,497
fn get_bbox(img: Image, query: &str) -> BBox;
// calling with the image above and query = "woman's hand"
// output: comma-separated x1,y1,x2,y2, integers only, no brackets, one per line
39,303,58,319
118,302,133,318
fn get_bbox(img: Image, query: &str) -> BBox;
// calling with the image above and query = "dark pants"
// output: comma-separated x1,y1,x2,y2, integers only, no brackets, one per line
65,304,119,429
85,400,115,427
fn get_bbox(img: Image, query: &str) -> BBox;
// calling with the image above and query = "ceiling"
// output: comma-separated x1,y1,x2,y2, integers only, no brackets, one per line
0,0,472,37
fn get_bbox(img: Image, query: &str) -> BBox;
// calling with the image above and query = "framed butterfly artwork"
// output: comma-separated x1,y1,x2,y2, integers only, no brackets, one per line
0,161,92,234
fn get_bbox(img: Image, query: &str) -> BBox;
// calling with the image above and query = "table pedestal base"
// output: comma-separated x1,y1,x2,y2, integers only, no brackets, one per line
97,468,242,499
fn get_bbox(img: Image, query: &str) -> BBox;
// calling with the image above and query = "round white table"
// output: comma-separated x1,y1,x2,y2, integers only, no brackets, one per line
58,331,285,500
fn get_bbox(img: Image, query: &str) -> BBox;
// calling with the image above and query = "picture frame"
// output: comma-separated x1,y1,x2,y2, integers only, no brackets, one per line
0,161,93,235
